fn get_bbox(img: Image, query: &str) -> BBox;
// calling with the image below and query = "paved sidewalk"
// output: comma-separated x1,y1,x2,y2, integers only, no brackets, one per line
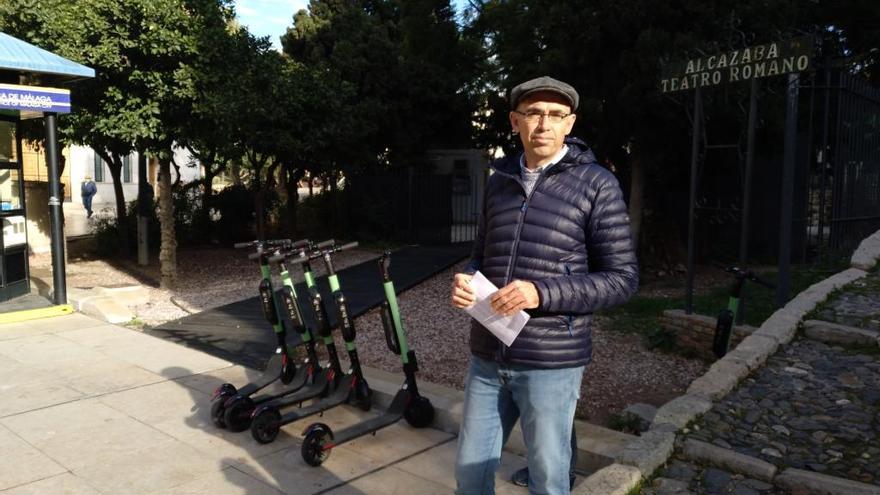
0,313,533,494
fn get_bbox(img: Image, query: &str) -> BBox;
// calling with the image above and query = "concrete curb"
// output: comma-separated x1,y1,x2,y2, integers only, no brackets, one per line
31,273,142,325
775,468,880,495
581,227,880,493
851,229,880,271
572,463,641,495
681,438,777,482
803,319,880,347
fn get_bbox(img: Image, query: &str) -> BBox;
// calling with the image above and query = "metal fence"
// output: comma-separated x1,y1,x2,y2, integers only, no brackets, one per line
345,166,482,244
802,70,880,258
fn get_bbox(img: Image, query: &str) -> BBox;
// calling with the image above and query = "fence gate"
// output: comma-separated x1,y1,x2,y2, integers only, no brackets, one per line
803,70,880,258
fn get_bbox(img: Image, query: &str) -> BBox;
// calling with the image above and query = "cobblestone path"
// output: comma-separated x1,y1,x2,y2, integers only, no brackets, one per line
642,270,880,494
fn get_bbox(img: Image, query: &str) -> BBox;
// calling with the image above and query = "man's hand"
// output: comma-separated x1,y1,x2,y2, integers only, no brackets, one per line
451,273,476,308
490,280,539,316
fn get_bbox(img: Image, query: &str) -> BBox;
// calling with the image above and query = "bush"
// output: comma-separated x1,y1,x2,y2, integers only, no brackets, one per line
89,197,159,257
209,184,279,244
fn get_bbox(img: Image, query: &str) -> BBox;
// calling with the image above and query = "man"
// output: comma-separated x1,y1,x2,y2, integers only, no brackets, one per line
450,76,638,495
81,175,97,218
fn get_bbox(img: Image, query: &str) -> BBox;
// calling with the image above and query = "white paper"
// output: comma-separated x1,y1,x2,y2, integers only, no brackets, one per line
463,271,530,347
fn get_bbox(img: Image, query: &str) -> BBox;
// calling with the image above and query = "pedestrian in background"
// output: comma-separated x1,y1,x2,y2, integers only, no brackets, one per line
81,175,97,218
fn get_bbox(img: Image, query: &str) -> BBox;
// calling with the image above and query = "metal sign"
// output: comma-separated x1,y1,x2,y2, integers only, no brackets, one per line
0,83,71,114
660,37,813,93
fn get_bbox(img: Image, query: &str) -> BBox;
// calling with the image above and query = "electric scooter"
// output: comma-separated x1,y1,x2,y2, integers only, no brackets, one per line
249,241,373,445
300,251,435,466
244,244,352,442
712,264,775,358
211,238,312,429
220,239,340,431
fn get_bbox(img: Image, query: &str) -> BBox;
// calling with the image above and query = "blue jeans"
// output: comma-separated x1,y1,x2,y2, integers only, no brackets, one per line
455,356,584,495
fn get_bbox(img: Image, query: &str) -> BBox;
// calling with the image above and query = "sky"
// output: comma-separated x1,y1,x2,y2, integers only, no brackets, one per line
233,0,467,49
233,0,307,48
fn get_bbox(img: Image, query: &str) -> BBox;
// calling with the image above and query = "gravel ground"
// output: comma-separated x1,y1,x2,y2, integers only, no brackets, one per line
32,245,708,426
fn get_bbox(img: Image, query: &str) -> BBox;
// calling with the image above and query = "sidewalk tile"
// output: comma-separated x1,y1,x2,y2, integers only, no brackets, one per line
0,424,67,491
59,325,231,377
60,359,165,396
341,421,454,464
234,445,385,495
0,399,176,470
394,438,529,494
0,354,86,417
0,321,40,342
70,440,218,494
148,466,284,495
0,377,84,418
327,466,454,495
0,473,101,494
99,380,297,465
0,334,105,367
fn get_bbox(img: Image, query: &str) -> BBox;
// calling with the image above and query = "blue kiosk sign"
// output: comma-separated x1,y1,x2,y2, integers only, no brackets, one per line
0,83,71,114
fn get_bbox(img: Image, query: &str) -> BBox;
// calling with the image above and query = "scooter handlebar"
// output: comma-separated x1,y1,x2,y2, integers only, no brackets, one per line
712,262,775,290
749,274,775,289
336,241,359,252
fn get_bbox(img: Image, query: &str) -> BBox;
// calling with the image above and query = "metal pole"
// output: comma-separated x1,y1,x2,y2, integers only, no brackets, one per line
44,113,67,305
686,87,702,314
737,78,759,323
777,74,799,306
817,67,831,258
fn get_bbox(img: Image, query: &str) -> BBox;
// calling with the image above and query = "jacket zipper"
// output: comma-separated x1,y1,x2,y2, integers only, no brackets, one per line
494,168,549,362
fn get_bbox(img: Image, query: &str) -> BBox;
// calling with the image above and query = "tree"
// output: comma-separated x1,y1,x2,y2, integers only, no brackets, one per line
466,0,880,257
281,0,482,171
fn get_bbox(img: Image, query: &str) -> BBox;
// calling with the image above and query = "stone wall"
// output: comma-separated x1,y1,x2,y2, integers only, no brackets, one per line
658,309,756,360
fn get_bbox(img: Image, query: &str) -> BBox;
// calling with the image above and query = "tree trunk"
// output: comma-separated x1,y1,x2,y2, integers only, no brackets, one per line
628,153,645,252
158,157,177,289
283,165,303,237
97,150,130,256
230,162,242,186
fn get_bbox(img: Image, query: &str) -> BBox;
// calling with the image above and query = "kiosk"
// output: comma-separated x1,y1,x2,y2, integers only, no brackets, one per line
0,32,94,304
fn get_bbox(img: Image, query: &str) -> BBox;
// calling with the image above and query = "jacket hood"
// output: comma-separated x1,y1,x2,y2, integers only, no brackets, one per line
493,136,598,176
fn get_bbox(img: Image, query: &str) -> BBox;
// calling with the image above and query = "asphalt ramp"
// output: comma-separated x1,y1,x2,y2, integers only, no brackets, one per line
148,243,470,370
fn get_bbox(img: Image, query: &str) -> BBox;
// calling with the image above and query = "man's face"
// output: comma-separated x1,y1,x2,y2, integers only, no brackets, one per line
509,92,576,166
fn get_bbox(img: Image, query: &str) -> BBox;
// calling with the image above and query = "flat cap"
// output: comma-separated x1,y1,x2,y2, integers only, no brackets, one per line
510,76,579,111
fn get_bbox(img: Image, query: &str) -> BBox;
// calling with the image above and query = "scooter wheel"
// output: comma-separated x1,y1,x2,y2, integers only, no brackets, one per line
251,408,282,444
404,396,434,428
210,399,227,429
301,427,332,466
223,396,255,432
281,357,297,385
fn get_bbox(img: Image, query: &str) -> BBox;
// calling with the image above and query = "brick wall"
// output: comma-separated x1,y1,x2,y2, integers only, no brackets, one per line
658,309,756,360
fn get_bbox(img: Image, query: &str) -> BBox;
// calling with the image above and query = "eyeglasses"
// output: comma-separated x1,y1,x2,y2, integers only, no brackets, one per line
513,110,572,124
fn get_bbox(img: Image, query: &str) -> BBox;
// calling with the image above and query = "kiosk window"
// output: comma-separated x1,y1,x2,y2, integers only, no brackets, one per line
0,122,15,163
93,152,104,182
4,250,25,284
0,169,22,211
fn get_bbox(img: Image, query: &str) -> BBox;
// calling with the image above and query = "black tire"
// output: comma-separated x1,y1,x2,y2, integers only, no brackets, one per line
250,408,282,444
301,428,331,466
223,397,255,433
210,399,227,429
281,354,297,385
404,396,434,428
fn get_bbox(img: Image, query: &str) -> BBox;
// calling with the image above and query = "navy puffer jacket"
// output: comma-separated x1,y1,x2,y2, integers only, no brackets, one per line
466,138,639,369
